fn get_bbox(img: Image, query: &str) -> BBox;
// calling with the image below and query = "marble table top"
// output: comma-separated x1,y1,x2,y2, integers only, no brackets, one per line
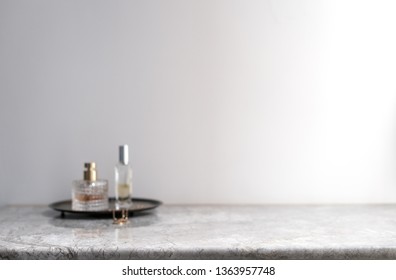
1,204,396,259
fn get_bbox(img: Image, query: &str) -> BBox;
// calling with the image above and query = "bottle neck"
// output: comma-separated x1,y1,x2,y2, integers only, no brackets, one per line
118,160,129,166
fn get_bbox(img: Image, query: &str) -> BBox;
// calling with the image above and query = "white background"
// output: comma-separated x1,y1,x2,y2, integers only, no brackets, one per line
1,0,396,205
2,260,396,280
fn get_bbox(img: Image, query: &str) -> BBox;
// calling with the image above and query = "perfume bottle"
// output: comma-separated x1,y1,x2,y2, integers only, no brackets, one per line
115,145,133,209
72,162,109,211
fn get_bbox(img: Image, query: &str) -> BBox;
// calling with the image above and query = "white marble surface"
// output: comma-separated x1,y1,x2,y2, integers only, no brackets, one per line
1,205,396,259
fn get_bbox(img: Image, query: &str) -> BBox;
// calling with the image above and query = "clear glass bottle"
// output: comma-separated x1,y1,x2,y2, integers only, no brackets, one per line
72,162,109,211
115,145,133,209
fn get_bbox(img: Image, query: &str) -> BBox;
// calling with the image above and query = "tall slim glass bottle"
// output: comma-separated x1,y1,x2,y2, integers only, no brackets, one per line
115,145,133,209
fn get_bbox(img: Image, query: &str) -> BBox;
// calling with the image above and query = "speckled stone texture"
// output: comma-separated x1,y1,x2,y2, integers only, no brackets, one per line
1,205,396,259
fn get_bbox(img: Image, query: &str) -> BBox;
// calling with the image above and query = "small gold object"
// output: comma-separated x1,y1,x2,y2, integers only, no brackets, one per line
113,209,129,225
83,162,97,181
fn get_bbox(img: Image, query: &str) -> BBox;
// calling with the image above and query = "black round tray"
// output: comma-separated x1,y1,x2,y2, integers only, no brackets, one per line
49,197,161,217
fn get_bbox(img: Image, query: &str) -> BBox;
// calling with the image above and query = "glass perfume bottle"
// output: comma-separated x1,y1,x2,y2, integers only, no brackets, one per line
115,145,133,209
72,162,109,211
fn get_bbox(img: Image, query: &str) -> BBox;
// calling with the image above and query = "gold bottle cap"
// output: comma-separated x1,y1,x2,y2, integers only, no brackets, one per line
83,162,97,181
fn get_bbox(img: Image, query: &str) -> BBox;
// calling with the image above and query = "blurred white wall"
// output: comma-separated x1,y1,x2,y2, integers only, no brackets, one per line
1,0,396,205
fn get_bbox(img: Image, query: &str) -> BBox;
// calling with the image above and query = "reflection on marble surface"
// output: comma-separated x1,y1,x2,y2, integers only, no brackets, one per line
1,205,396,259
